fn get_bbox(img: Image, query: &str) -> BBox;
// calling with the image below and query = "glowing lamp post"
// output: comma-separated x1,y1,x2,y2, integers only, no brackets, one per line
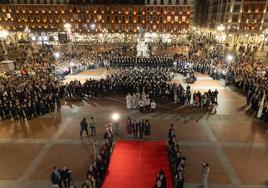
64,23,71,42
225,54,234,86
111,113,120,136
216,24,225,43
0,29,9,56
53,52,60,59
226,54,233,62
217,24,225,32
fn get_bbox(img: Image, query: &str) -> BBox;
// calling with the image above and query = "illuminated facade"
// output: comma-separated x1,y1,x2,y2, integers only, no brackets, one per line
207,0,268,32
0,0,192,33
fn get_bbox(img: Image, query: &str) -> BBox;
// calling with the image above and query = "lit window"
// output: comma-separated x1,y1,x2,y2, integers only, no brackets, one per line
167,16,171,22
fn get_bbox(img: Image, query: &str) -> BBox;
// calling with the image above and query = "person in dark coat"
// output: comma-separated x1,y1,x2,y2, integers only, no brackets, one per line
80,118,89,137
132,120,138,138
51,167,62,188
139,120,144,139
144,119,151,136
61,165,72,188
156,170,166,188
174,171,184,188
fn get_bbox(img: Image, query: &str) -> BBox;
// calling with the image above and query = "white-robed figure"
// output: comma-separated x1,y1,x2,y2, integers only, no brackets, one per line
126,93,132,109
201,163,210,188
141,91,146,102
145,97,150,111
92,139,99,160
132,93,137,109
150,100,156,111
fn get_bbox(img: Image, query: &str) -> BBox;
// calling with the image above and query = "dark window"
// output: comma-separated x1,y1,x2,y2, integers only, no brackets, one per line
115,15,118,23
153,0,157,5
129,15,133,23
106,15,110,22
138,7,142,14
146,16,150,23
138,15,142,23
153,16,156,23
233,4,240,12
232,15,239,22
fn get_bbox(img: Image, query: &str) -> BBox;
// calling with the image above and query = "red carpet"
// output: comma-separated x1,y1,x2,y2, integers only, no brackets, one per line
102,140,172,188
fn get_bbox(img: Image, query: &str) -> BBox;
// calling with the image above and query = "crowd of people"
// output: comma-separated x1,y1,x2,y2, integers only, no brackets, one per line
174,39,268,123
51,166,73,188
0,45,62,122
64,66,179,101
126,92,156,112
110,57,173,68
82,124,114,188
192,89,219,110
167,124,185,188
126,117,151,139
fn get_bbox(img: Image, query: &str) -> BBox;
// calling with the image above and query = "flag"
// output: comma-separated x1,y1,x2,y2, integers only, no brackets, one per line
257,93,266,119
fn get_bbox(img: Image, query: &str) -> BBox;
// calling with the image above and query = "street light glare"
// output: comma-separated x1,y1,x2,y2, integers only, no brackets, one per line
111,113,120,121
54,52,60,59
90,23,96,30
0,30,9,39
226,54,233,61
64,23,71,32
217,24,225,32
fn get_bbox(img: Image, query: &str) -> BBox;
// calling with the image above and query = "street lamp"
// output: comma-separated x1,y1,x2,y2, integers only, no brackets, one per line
0,30,9,39
64,23,71,33
90,23,95,31
111,113,120,136
24,27,31,41
217,24,225,32
216,24,225,44
53,52,60,59
0,29,9,56
64,23,71,43
226,54,234,62
225,54,234,86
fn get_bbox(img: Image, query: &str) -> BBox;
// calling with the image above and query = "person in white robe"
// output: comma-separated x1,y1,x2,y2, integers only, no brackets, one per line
201,163,210,188
151,100,156,111
126,93,132,109
145,97,150,112
132,93,137,109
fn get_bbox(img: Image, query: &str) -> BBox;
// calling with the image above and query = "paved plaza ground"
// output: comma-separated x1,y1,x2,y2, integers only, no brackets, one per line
0,69,268,188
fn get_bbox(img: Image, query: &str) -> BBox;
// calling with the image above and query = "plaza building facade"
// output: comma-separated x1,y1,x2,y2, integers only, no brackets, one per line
206,0,268,32
192,0,268,47
0,0,192,33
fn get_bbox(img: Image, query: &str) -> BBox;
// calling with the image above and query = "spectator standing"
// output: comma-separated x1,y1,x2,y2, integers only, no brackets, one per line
201,163,210,188
51,167,62,188
61,165,72,188
89,116,96,136
80,118,89,138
